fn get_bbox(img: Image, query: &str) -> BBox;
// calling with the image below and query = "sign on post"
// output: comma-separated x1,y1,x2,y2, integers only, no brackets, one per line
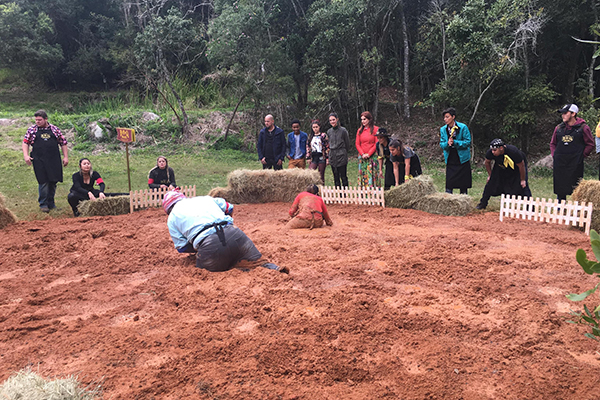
116,127,136,192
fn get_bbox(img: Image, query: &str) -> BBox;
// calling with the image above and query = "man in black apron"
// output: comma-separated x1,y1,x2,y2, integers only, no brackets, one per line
550,104,594,201
22,110,69,212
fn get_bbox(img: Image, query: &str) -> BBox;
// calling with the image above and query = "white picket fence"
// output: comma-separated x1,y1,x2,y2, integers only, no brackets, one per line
319,185,385,207
129,185,196,213
499,194,593,235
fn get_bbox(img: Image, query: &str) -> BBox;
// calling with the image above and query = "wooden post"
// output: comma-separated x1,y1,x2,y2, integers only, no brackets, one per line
125,142,131,193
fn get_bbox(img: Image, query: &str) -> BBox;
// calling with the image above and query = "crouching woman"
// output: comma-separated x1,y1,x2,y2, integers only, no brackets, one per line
68,158,124,217
287,185,333,229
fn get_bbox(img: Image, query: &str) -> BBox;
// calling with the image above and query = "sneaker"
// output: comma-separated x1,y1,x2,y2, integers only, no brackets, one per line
278,266,290,274
40,206,50,213
262,262,289,274
476,203,486,210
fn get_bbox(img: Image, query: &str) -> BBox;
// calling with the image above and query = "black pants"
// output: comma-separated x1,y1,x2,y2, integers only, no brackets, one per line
331,164,348,188
196,225,262,272
262,159,283,170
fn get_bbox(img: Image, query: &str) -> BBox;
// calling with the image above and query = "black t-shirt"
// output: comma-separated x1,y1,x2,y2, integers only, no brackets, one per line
485,145,523,168
390,146,415,163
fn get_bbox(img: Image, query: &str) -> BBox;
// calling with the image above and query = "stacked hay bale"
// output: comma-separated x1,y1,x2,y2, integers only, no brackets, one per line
78,196,130,217
0,193,17,229
209,169,321,203
572,180,600,232
384,175,474,216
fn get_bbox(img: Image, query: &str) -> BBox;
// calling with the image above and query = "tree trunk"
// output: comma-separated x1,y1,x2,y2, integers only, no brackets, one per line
225,93,247,141
373,64,380,121
401,5,410,119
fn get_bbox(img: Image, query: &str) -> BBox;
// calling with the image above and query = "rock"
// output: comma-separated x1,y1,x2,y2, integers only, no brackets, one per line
141,112,161,122
89,122,104,139
533,154,553,169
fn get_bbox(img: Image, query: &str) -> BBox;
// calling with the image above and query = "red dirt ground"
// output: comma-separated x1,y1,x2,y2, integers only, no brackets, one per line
1,203,600,399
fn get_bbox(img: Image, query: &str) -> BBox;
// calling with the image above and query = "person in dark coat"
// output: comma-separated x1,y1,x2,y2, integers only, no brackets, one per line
326,113,350,188
550,104,594,201
257,114,286,170
476,139,532,210
148,156,176,190
375,128,395,190
22,110,69,213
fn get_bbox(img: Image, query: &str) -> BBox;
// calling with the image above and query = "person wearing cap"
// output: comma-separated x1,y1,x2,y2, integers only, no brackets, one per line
550,104,594,201
440,107,472,194
375,128,395,190
163,191,288,273
389,139,422,186
476,139,531,210
287,185,333,229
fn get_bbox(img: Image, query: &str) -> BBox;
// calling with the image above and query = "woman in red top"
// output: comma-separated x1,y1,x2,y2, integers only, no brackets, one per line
356,111,379,187
287,185,333,229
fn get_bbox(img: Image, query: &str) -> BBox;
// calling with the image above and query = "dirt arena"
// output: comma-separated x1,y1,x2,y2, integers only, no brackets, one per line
1,203,599,399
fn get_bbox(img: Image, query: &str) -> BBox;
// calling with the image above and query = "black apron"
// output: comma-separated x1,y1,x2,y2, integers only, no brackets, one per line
553,123,585,196
31,127,63,184
446,148,472,190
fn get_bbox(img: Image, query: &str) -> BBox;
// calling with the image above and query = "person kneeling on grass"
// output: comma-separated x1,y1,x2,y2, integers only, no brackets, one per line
163,190,289,273
287,185,333,229
68,158,128,217
476,138,532,210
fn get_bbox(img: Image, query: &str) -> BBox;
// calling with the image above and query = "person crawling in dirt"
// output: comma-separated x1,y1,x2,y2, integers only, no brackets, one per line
287,185,333,229
148,156,177,190
68,158,128,217
163,190,289,273
476,138,532,210
389,139,422,186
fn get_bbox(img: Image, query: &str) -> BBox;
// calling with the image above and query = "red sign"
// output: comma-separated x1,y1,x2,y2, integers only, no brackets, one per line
116,127,136,143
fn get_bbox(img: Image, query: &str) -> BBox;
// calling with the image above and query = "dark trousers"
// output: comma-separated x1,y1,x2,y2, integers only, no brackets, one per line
445,188,468,195
262,159,283,170
196,225,262,272
331,164,348,188
38,182,57,209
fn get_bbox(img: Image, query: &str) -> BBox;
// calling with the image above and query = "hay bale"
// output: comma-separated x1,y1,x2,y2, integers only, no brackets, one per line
572,179,600,232
0,193,6,208
0,367,102,399
0,207,17,229
78,195,130,217
207,187,233,202
384,175,436,209
413,192,474,216
212,168,321,203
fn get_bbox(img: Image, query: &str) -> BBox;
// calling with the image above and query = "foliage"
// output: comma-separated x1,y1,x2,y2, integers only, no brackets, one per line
566,230,600,341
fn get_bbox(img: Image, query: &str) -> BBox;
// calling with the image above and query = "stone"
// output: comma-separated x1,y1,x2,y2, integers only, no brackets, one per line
533,154,553,169
89,122,104,139
141,112,161,122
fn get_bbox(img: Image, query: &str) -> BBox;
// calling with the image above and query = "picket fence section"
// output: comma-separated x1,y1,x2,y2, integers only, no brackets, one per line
320,185,385,207
130,185,196,213
499,194,593,235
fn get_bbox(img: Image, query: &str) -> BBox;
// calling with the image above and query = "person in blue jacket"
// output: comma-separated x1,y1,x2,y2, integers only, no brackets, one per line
439,107,472,194
163,190,289,273
286,119,308,169
257,114,286,170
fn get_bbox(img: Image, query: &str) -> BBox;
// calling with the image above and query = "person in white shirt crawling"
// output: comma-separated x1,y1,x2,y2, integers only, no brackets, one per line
163,190,289,273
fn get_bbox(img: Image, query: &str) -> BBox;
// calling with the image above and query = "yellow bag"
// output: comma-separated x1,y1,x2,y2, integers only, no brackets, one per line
595,119,600,138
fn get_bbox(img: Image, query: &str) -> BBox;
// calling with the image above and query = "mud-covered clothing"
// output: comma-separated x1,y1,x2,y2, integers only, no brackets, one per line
327,125,350,168
376,141,394,189
478,145,531,208
440,122,472,191
148,167,176,189
390,146,423,185
550,117,594,197
195,225,262,272
287,192,333,229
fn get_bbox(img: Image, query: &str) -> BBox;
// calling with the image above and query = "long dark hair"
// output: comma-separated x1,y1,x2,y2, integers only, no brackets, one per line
148,156,171,182
78,158,93,177
359,111,374,135
308,119,321,143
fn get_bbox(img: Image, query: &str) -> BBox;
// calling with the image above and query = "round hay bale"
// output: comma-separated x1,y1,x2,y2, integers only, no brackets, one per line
0,193,6,208
384,175,436,209
572,179,600,231
225,168,321,203
208,187,235,203
413,192,474,216
0,207,17,229
78,195,130,217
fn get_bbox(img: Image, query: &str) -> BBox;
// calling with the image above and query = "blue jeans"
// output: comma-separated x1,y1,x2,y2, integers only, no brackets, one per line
38,182,57,209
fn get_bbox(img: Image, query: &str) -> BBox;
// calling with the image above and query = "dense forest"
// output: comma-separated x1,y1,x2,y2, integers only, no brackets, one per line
2,0,600,150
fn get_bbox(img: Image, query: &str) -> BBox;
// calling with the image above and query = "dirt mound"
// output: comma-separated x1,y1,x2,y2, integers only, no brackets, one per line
0,205,599,399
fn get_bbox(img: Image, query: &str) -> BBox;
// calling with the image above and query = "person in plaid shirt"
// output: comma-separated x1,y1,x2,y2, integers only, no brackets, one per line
22,110,69,212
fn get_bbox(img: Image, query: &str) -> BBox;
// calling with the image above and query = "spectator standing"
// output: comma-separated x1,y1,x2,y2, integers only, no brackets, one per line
550,104,594,201
257,114,286,170
22,109,69,213
286,119,308,169
327,113,350,188
375,128,395,190
439,107,472,194
307,120,329,184
356,111,379,187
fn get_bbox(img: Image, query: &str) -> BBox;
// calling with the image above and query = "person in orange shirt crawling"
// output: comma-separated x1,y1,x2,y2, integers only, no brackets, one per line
287,185,333,229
